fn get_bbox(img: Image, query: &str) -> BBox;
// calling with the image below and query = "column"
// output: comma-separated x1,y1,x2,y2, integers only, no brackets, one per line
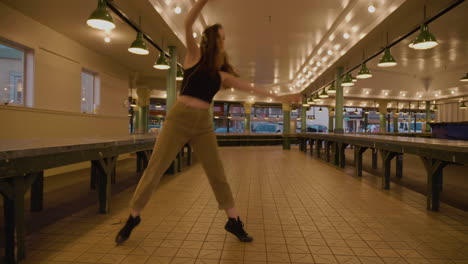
334,67,344,133
166,46,177,113
378,101,387,133
136,87,151,133
243,102,252,133
328,107,334,133
425,101,431,132
301,97,307,132
364,112,368,133
393,112,399,132
282,103,291,150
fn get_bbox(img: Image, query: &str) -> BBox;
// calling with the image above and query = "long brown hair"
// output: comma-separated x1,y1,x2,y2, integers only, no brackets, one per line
200,24,238,77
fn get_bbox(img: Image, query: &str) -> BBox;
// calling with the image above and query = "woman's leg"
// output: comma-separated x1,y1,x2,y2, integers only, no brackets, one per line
130,122,190,213
190,129,253,242
116,120,189,244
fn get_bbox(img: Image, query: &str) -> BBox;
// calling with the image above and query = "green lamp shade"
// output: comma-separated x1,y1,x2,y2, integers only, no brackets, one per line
409,24,438,50
342,73,354,87
364,109,369,114
461,102,467,110
378,48,397,67
352,75,357,83
319,107,323,112
87,0,115,30
313,93,320,102
128,32,149,55
154,52,170,70
460,73,468,82
319,89,329,98
433,105,438,111
176,67,184,81
328,81,336,94
307,96,314,104
356,63,372,79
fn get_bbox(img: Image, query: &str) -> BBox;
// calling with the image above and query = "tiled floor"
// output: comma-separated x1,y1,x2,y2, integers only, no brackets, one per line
22,146,468,264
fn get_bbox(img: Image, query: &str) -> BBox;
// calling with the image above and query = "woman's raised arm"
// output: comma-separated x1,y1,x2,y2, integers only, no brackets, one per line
184,0,208,68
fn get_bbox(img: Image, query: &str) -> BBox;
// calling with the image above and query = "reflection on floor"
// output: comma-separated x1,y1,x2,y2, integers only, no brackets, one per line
10,147,468,263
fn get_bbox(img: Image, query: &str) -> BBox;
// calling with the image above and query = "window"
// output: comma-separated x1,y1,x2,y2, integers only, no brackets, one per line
0,43,25,105
81,70,100,113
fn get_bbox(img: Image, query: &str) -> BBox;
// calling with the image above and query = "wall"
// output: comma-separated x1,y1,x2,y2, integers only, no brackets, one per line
435,102,468,122
0,2,133,176
0,2,130,139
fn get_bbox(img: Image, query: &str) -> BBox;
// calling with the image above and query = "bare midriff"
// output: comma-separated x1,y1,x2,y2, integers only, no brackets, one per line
178,95,211,109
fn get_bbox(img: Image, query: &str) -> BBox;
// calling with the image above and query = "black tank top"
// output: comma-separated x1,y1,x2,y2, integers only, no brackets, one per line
180,61,222,103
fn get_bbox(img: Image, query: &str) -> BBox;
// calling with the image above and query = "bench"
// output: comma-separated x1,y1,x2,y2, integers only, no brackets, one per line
297,133,468,212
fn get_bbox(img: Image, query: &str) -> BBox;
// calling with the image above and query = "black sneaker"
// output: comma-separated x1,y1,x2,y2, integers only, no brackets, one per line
224,217,253,242
115,215,141,244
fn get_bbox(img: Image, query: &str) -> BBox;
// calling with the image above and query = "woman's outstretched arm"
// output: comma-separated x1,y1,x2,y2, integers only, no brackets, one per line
184,0,208,68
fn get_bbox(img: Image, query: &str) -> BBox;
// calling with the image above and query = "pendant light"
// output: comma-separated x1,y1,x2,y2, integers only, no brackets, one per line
357,63,372,79
364,109,369,114
378,47,397,67
352,75,357,83
307,96,314,104
410,24,438,50
319,89,329,98
461,101,467,110
433,104,438,111
128,32,149,55
87,0,115,30
409,6,438,50
176,66,184,81
154,52,170,70
342,73,354,87
460,73,468,82
319,107,323,112
302,96,309,107
313,93,320,102
354,108,359,114
328,81,336,94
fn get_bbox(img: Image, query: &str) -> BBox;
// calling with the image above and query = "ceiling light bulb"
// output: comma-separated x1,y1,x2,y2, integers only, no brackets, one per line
317,62,321,66
368,5,376,13
451,90,455,94
343,33,350,39
174,6,182,14
327,50,333,55
104,36,111,43
193,32,198,38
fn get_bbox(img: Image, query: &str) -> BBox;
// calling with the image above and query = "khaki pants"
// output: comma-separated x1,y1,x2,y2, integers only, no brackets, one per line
130,101,235,211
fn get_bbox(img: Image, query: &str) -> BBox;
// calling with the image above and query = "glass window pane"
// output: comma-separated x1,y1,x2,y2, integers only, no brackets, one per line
0,43,25,105
81,71,94,113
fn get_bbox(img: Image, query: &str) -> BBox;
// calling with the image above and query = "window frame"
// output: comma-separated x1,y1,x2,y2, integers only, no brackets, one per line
80,68,100,114
0,38,34,107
